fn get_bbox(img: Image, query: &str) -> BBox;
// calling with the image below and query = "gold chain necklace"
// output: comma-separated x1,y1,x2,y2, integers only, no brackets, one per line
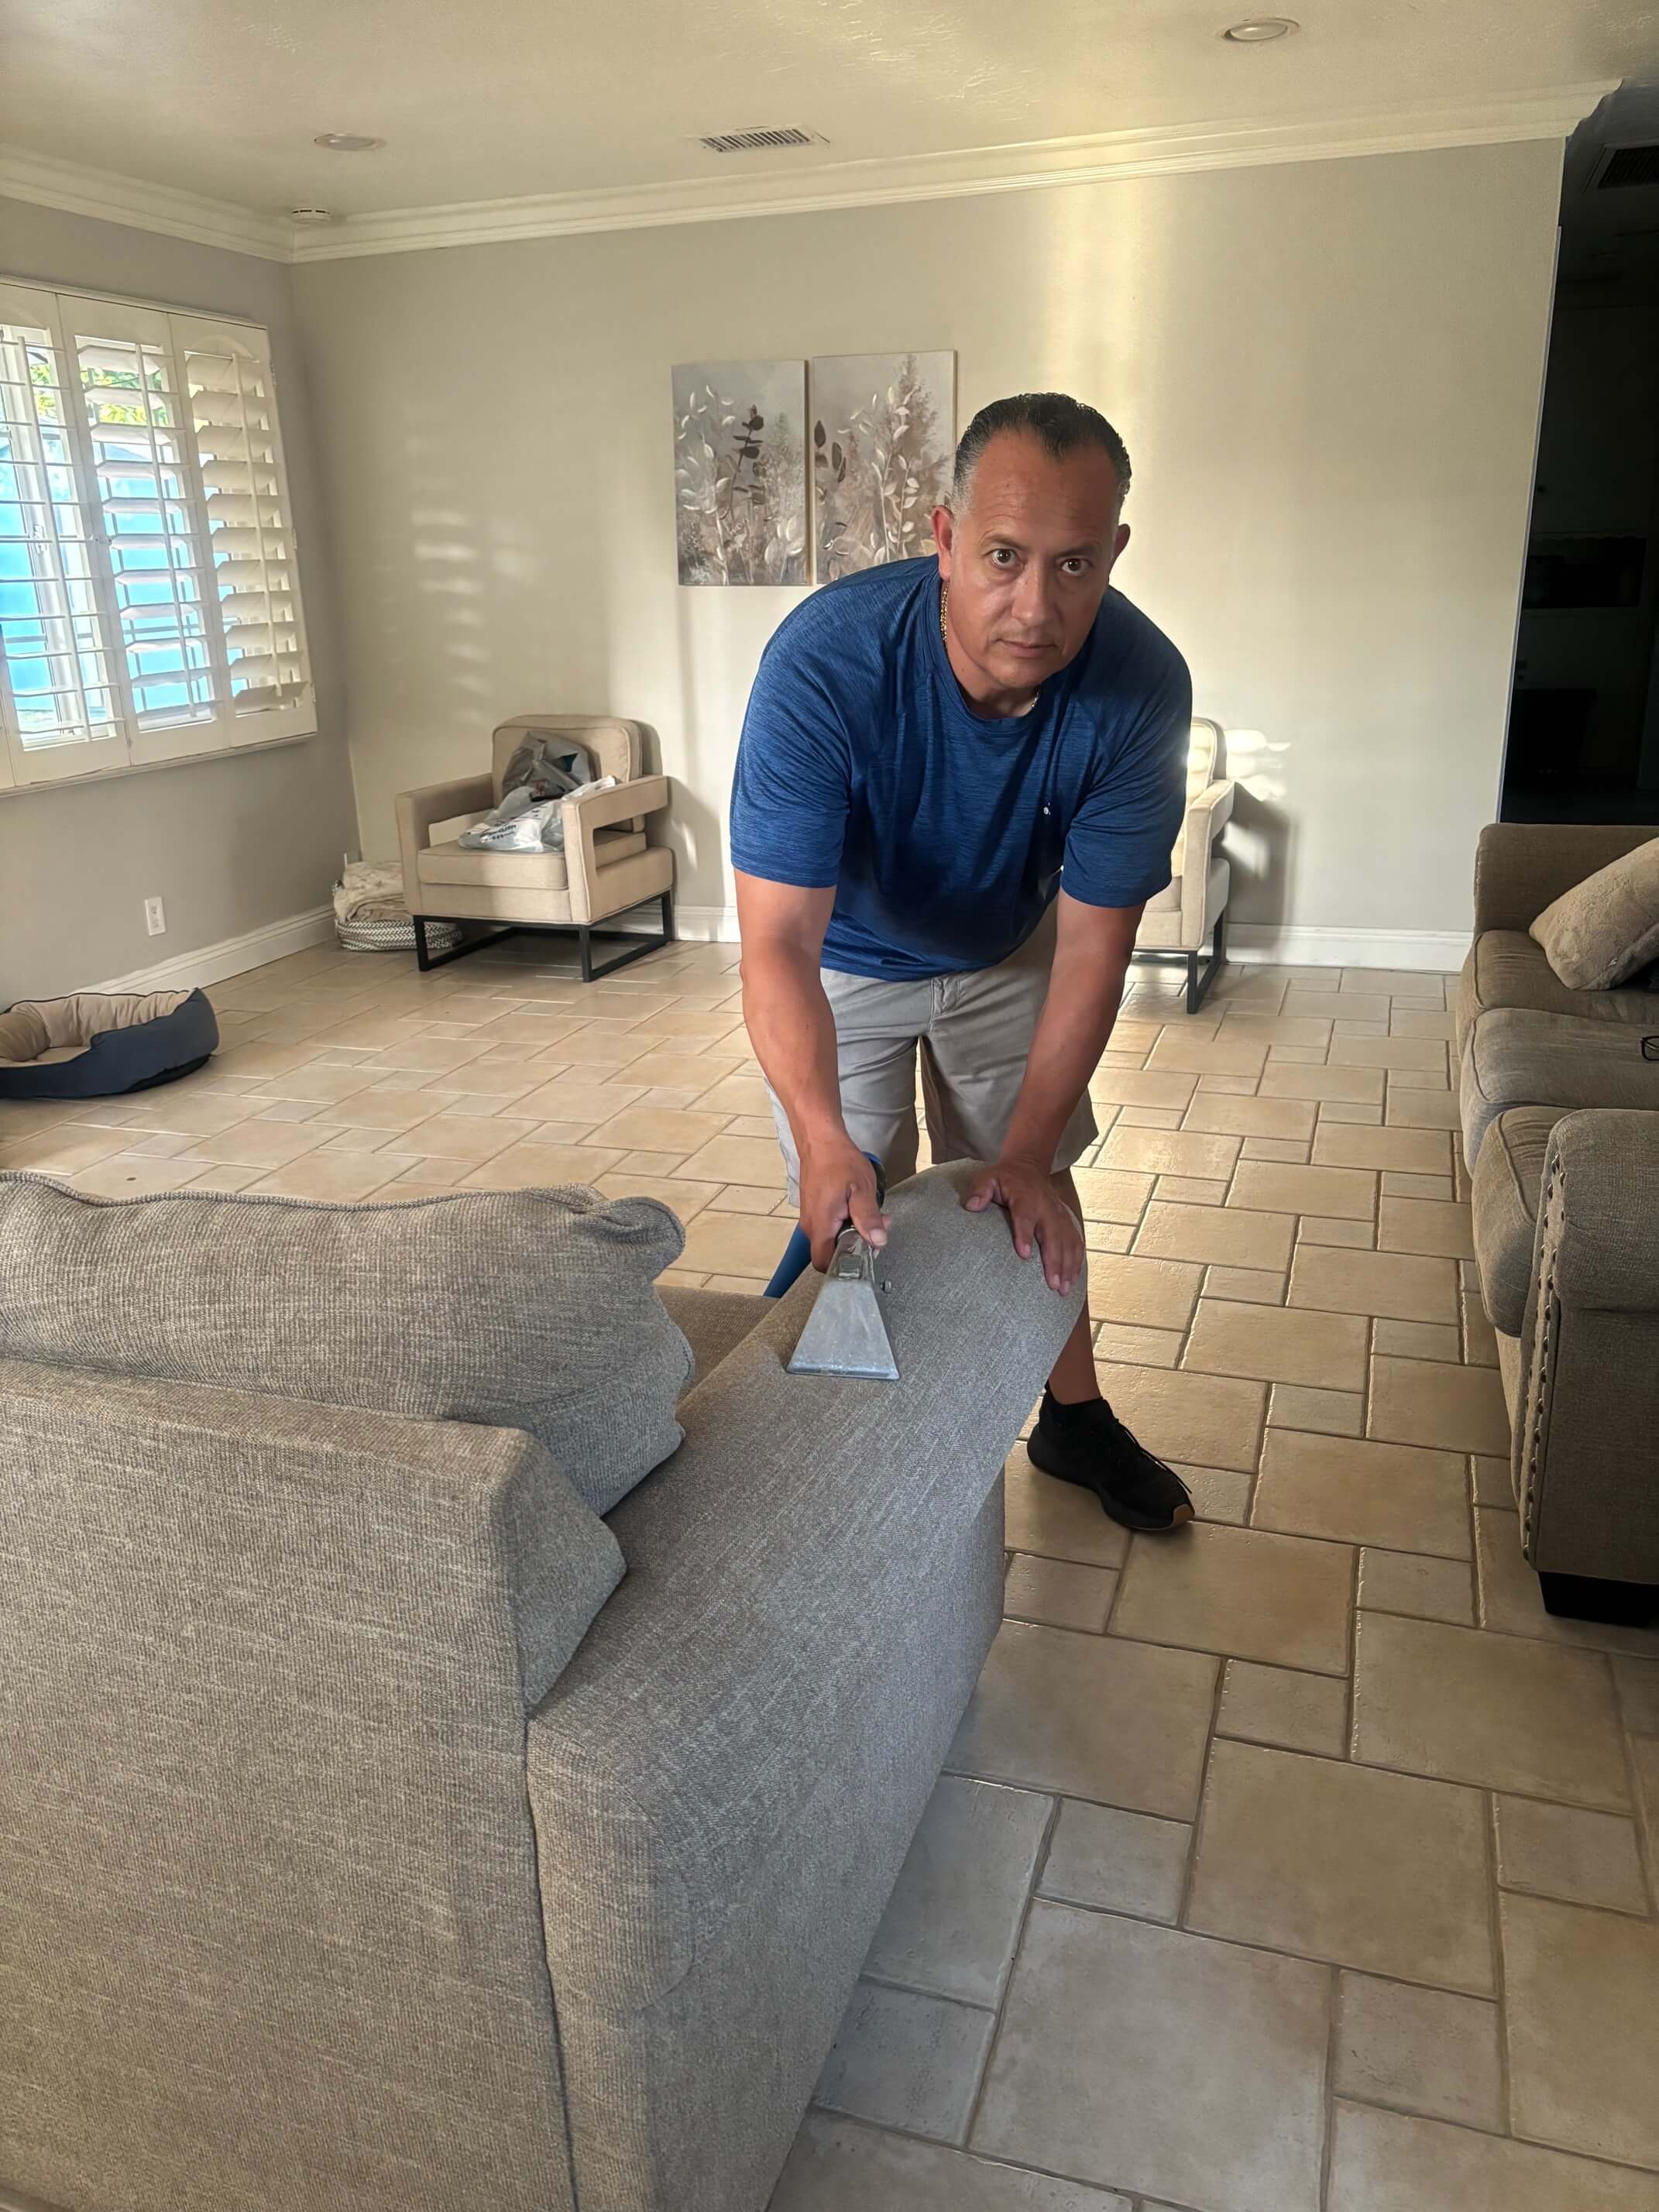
939,582,949,645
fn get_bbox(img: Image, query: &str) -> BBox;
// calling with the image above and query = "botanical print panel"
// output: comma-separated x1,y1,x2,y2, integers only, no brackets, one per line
672,361,809,586
811,352,956,582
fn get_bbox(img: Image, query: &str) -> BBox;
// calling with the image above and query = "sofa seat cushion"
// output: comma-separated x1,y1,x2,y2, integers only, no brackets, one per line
1461,1008,1659,1173
419,826,646,893
1471,1104,1568,1334
0,1172,692,1515
1455,932,1654,1048
658,1285,767,1384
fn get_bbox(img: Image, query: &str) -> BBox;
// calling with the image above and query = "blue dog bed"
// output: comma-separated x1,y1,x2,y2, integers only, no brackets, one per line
0,988,218,1100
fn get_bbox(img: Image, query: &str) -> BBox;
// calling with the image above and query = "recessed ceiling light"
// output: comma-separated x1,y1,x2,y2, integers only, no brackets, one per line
290,206,338,225
314,132,385,153
1221,16,1299,39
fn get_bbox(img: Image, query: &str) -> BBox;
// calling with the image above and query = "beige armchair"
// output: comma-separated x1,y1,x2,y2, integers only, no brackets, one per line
396,714,675,980
1132,716,1234,1012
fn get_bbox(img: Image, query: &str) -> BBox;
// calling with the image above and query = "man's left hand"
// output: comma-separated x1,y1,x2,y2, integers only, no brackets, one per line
963,1159,1085,1296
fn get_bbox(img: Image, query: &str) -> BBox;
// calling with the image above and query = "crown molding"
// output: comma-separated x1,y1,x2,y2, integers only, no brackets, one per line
2,81,1615,269
290,82,1613,263
0,145,291,261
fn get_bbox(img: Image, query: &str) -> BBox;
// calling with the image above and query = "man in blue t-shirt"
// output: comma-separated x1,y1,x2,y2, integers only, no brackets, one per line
730,393,1194,1530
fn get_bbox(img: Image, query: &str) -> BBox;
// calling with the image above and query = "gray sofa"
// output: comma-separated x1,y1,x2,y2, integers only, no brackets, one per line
0,1162,1081,2212
1458,823,1659,1618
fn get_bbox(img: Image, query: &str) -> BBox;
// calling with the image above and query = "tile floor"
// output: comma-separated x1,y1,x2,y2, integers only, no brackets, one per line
5,935,1657,2211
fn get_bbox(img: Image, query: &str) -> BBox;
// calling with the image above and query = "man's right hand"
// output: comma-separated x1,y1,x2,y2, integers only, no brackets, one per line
799,1135,890,1271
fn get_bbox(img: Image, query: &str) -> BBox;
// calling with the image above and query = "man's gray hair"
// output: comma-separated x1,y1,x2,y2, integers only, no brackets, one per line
952,393,1132,509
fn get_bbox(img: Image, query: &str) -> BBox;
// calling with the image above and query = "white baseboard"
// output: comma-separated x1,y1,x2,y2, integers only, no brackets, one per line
1222,922,1467,974
647,905,1465,975
97,904,335,993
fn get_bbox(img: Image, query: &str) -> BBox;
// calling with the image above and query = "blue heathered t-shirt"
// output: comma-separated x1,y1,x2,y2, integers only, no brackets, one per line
729,557,1192,980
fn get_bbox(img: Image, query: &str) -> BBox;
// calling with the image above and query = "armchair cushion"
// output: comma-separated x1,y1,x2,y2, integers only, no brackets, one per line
419,827,647,895
0,1173,694,1516
1530,835,1659,991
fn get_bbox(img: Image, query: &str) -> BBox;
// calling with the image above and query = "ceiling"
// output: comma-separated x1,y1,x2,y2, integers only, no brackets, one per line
0,0,1656,228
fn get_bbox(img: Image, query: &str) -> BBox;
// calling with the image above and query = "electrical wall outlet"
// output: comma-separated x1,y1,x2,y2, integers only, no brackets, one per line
143,897,166,936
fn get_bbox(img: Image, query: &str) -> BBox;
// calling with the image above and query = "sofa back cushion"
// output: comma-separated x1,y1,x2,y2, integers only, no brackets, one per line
0,1173,691,1514
1530,836,1659,990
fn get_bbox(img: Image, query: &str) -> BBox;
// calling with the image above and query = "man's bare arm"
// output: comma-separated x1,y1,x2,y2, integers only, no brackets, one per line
734,871,889,1266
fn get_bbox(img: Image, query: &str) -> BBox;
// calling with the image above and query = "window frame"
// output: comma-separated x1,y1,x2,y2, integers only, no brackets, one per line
0,276,315,795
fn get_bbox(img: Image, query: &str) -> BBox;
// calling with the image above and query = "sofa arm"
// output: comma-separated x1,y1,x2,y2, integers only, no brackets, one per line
1534,1109,1659,1314
395,773,495,908
1472,822,1659,937
561,773,669,923
1182,778,1235,915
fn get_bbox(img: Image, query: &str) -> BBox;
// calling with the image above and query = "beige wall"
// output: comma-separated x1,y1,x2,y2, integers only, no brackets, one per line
295,139,1561,950
0,197,357,998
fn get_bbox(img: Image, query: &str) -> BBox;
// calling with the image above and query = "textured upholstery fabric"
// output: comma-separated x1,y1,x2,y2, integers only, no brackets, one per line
0,1361,613,2212
1516,1112,1659,1582
1530,835,1659,989
1459,1009,1659,1173
489,714,642,802
1454,932,1655,1047
1472,820,1659,937
0,1173,691,1515
417,827,646,893
660,1285,768,1383
1139,854,1230,948
529,1163,1083,2212
1470,1104,1565,1334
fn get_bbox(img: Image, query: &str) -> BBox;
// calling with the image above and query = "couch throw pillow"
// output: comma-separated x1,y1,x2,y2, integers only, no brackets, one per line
0,1174,692,1515
1530,837,1659,991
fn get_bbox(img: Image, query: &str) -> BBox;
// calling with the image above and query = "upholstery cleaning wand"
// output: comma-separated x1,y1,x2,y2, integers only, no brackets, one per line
786,1165,899,1382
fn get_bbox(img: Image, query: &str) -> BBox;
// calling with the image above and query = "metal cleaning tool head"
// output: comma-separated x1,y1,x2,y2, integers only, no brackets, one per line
787,1222,899,1382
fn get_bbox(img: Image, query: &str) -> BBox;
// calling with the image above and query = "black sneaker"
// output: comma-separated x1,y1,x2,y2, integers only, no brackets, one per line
1027,1389,1195,1532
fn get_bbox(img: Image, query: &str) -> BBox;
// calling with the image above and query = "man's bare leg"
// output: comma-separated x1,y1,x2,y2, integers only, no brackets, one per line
1045,1171,1101,1403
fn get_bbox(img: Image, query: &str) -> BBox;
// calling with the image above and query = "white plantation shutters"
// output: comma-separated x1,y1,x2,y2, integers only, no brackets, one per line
0,281,313,790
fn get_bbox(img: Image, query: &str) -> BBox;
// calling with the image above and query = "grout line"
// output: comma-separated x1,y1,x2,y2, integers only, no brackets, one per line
960,1791,1063,2152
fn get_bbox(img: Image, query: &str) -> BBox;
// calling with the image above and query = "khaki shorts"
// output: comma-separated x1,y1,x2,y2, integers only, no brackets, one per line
766,909,1097,1201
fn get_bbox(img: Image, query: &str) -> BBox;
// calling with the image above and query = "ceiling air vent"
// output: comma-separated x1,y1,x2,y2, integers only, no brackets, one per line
1591,143,1659,191
695,125,827,156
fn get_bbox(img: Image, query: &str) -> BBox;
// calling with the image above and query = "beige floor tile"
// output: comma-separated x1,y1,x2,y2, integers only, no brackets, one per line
1238,1135,1311,1164
1002,1448,1128,1569
1204,1263,1286,1304
773,2111,1133,2211
1373,1317,1462,1360
1005,1554,1117,1631
181,1163,263,1193
1216,1658,1348,1757
211,1039,332,1078
1311,1123,1452,1175
399,1109,542,1164
1475,1509,1659,1658
1268,1042,1331,1064
1036,1799,1190,1922
540,1025,656,1068
1194,1071,1263,1097
1182,1093,1316,1139
68,1155,206,1197
1636,1739,1659,1880
1231,1160,1376,1221
1328,2099,1659,2212
815,1981,993,2144
1186,1297,1368,1391
677,1209,791,1276
249,1151,414,1201
1352,1611,1630,1809
1086,1253,1202,1331
584,1105,730,1152
1254,1430,1469,1558
1334,1976,1502,2130
0,1122,133,1173
1259,1063,1387,1105
187,1121,334,1170
1390,1007,1457,1039
702,1273,771,1293
1384,1084,1462,1130
1376,1195,1476,1260
1316,1097,1384,1125
1091,1362,1266,1473
1176,1462,1254,1523
1069,1167,1155,1224
706,1183,781,1214
1471,1451,1514,1507
1381,1170,1455,1204
1496,1795,1648,1915
314,1084,458,1132
673,1135,785,1186
619,1049,740,1091
1284,990,1392,1023
1084,1219,1132,1252
1153,1173,1228,1206
1503,1893,1659,2169
1099,1126,1242,1180
1091,1323,1182,1368
1146,1029,1269,1078
1133,1201,1295,1272
1328,1035,1448,1073
1297,1214,1376,1249
695,1073,773,1116
616,1146,692,1173
1214,1014,1334,1049
973,1905,1328,2212
1289,1243,1458,1324
1267,1382,1365,1437
459,1139,627,1189
864,1776,1051,2008
1615,1656,1659,1734
1190,1739,1493,1990
592,1173,720,1220
1358,1547,1474,1625
1087,1066,1197,1109
1369,1355,1509,1455
1113,1521,1353,1674
249,1096,325,1124
947,1623,1217,1818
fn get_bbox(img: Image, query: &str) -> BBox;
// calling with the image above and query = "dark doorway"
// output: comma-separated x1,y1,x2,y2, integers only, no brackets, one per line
1503,85,1659,825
